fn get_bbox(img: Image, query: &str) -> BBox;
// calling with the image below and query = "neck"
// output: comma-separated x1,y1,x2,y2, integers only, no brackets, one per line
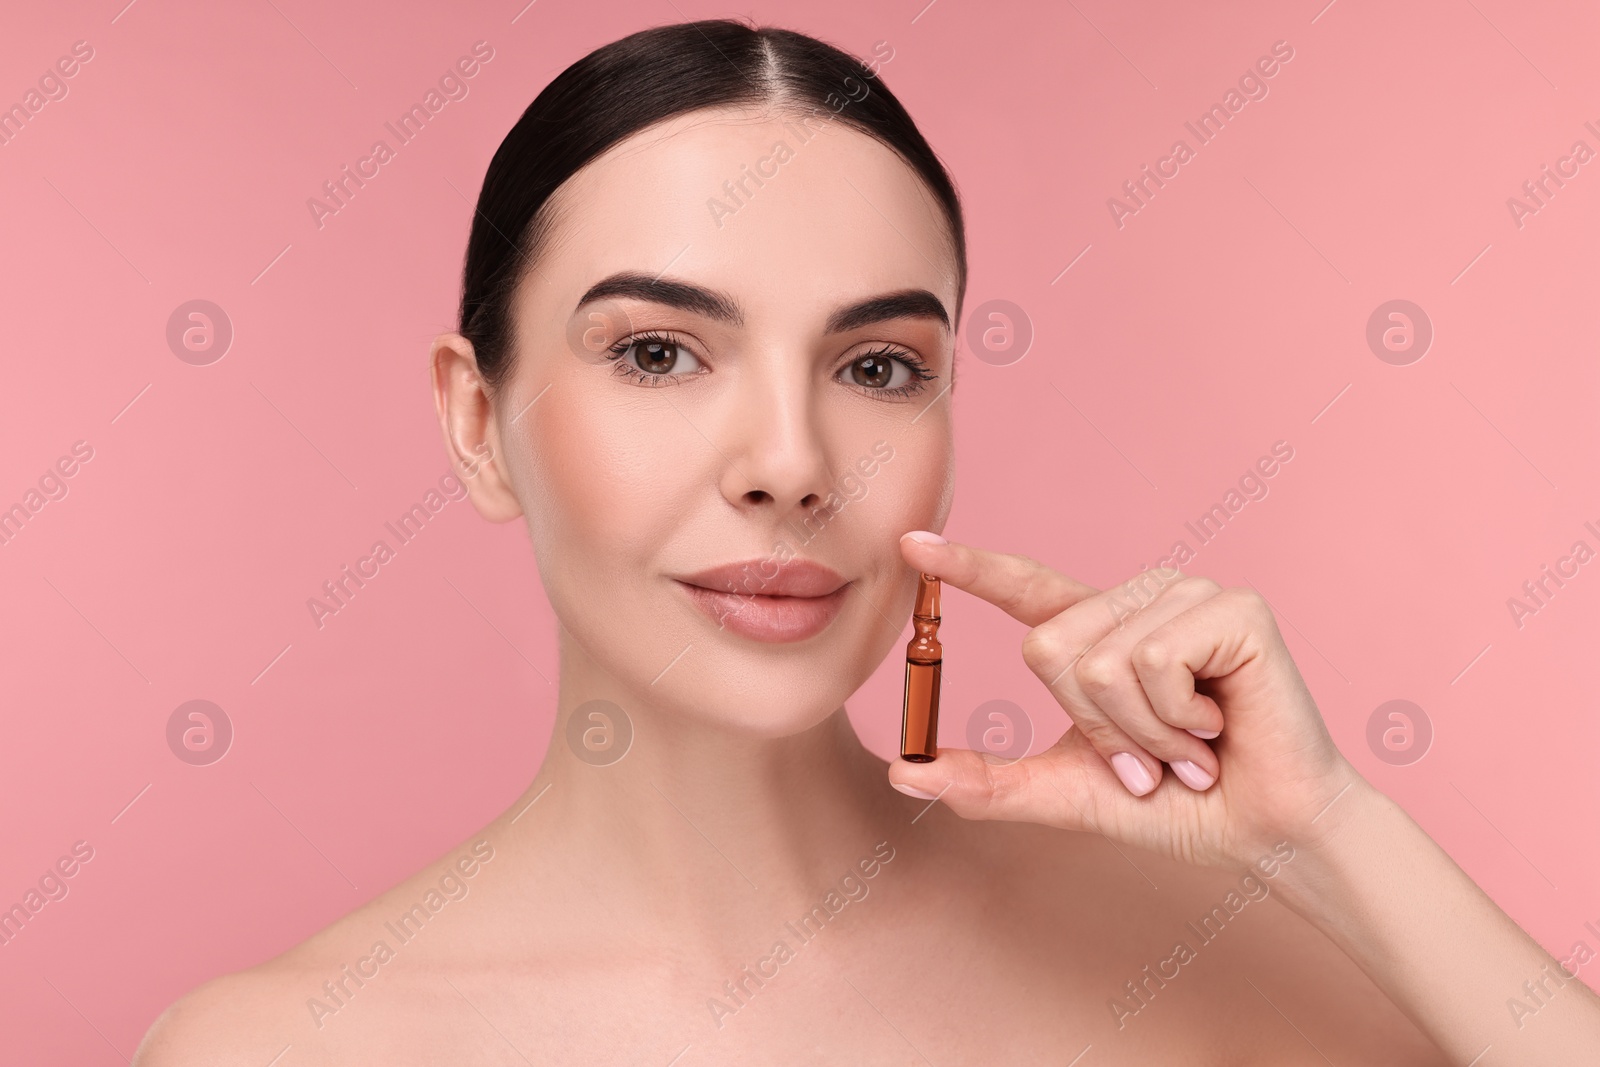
502,634,906,924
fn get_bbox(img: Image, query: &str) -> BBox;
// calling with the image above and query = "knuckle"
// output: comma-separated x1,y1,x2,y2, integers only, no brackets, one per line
1181,575,1223,598
998,555,1042,616
977,757,1012,811
1019,626,1067,674
1130,637,1171,673
1227,585,1272,620
1074,650,1121,694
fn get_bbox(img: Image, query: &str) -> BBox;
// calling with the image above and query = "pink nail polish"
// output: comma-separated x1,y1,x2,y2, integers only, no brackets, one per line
1187,728,1221,740
1170,759,1216,791
904,530,947,545
892,782,940,800
1110,752,1155,796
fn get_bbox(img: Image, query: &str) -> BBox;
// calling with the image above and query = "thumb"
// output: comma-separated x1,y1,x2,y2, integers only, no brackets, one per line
888,739,1107,833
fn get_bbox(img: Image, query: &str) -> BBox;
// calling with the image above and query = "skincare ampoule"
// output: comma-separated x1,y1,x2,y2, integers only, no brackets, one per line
900,573,942,762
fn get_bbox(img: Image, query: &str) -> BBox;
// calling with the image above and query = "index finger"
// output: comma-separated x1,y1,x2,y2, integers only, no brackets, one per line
899,532,1100,627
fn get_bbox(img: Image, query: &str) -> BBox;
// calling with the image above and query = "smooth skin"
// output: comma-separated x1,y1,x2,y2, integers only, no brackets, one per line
134,103,1599,1065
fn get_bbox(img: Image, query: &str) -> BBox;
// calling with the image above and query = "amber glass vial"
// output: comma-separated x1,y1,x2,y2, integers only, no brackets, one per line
900,573,943,762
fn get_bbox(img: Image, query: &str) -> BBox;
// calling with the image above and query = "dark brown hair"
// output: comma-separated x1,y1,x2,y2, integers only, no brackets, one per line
457,18,967,391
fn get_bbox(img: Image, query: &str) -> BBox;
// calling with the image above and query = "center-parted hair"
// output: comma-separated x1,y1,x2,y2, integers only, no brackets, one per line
457,18,967,392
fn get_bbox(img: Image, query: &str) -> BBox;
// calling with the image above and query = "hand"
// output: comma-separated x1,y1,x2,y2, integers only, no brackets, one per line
888,532,1365,869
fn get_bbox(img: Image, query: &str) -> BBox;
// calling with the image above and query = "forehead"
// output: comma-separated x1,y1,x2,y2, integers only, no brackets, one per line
533,107,960,325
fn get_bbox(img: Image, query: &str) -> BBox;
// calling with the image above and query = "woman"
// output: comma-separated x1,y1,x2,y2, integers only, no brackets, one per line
136,19,1599,1065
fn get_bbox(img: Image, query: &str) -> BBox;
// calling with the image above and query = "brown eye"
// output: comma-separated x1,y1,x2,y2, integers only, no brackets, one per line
636,340,679,374
612,335,703,382
851,354,897,388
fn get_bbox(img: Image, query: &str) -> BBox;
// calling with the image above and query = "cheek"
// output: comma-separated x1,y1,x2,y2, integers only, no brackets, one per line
867,431,953,533
515,383,694,565
807,432,950,584
930,445,956,527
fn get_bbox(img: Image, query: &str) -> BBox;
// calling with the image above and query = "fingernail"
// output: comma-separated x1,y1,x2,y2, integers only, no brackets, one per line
1110,752,1156,796
1187,728,1221,740
903,530,948,545
892,782,940,800
1170,759,1216,791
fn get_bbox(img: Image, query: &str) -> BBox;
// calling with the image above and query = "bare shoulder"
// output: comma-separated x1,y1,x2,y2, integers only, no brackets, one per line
133,906,397,1067
1205,867,1451,1066
936,814,1447,1064
135,833,504,1066
133,964,303,1067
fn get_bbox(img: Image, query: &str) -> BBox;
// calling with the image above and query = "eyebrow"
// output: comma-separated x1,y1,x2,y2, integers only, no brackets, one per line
575,272,950,334
828,290,950,334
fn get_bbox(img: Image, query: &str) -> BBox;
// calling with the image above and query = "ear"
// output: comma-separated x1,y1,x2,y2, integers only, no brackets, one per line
430,331,524,523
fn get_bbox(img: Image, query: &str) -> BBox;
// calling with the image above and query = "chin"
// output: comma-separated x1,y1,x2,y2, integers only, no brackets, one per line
635,612,882,740
549,557,900,737
654,645,862,739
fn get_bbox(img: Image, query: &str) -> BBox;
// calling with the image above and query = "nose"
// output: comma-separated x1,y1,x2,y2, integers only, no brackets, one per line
717,362,833,518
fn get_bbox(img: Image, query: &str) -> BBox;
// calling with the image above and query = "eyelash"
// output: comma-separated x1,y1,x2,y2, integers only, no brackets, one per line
851,344,936,400
604,330,703,388
604,331,936,399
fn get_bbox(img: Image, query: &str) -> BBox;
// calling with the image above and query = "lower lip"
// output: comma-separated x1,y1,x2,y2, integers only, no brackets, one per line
676,581,850,643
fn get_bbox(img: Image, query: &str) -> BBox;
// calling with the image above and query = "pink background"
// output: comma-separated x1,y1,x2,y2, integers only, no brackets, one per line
3,0,1597,1058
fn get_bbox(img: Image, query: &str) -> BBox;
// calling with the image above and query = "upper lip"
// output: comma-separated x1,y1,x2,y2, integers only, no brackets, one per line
676,559,848,598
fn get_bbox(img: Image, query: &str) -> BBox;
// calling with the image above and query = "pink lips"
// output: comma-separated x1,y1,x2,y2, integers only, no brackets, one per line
674,559,850,643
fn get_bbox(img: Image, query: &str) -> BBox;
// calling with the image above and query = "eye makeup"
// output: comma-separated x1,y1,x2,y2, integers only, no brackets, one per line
846,347,935,399
900,573,942,762
601,328,936,399
605,330,705,386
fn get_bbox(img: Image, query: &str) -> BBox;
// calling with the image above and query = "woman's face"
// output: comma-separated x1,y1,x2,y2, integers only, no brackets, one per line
444,106,959,737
